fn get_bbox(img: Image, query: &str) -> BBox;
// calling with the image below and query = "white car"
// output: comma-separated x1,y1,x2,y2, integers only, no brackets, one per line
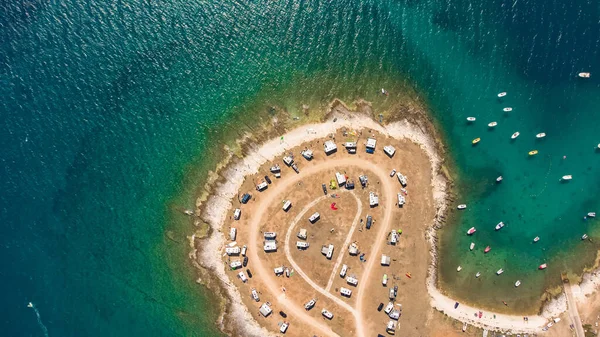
321,309,334,320
251,288,260,302
390,169,397,177
384,302,394,314
304,299,316,310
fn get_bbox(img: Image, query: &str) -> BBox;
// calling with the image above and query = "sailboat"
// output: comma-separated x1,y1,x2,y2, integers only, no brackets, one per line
488,121,498,128
511,132,520,139
561,175,572,181
578,72,591,78
503,107,513,112
536,133,546,138
529,150,538,156
472,138,481,145
467,117,476,122
497,92,507,98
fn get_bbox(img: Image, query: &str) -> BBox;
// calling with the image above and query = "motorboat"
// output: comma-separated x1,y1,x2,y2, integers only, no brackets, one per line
488,121,498,128
497,92,507,98
534,236,540,243
475,272,481,278
457,266,462,272
462,322,467,332
515,280,521,287
495,222,505,230
467,227,476,235
588,212,596,218
539,263,547,270
561,175,572,181
496,268,504,275
503,107,513,112
582,234,588,240
529,150,538,156
457,204,467,210
496,176,503,182
381,88,389,96
511,132,520,139
470,242,475,250
484,246,491,253
578,72,591,78
472,138,481,145
467,117,476,122
536,133,546,138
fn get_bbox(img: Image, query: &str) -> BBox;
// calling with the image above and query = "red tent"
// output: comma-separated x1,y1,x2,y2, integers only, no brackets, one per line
330,203,338,210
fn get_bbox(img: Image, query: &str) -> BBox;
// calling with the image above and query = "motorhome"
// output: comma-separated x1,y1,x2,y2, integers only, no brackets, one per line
282,200,292,212
340,287,352,297
256,181,268,191
230,261,242,270
308,212,320,223
296,241,309,249
383,145,396,157
259,302,272,317
263,232,277,240
346,276,358,286
251,288,260,302
335,172,346,186
233,208,241,220
238,271,247,283
369,192,379,207
273,266,284,275
324,140,337,155
297,228,307,240
263,241,277,252
301,149,313,160
229,228,237,241
381,254,391,266
366,138,377,153
339,264,348,278
225,247,240,255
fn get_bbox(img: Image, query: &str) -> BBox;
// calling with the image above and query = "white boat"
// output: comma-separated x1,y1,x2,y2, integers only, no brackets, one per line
495,222,505,230
588,212,596,218
515,280,521,287
497,92,507,98
475,272,481,278
561,175,572,181
536,133,546,138
597,143,600,149
467,117,476,122
462,322,468,332
534,236,540,242
496,176,503,182
457,204,467,210
488,121,498,127
511,132,520,139
578,72,591,78
467,227,476,235
582,234,588,240
27,302,33,308
496,268,504,275
457,266,462,272
470,242,475,250
503,107,513,112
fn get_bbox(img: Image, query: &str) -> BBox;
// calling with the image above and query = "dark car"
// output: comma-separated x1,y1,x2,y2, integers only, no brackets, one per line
264,175,272,184
366,215,373,230
393,285,398,296
279,311,287,318
377,303,384,312
246,269,253,278
322,183,327,195
243,256,248,267
241,193,252,204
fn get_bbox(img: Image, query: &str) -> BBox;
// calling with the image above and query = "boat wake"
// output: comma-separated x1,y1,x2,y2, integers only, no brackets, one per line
28,302,49,337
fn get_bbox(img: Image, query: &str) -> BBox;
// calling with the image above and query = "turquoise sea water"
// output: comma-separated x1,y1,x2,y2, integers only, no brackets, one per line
1,0,599,336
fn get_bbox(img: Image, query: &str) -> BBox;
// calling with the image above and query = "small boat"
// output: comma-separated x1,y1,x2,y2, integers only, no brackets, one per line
183,209,194,215
381,88,389,96
502,301,508,306
496,176,503,182
27,302,33,308
495,222,505,231
511,132,520,139
597,143,600,149
454,302,460,309
515,280,521,287
472,138,481,145
497,92,507,98
578,72,591,78
496,268,504,275
534,236,540,243
561,175,572,181
488,121,498,128
588,212,596,218
503,107,513,112
582,234,588,240
529,150,538,156
539,263,547,270
467,227,476,235
405,272,412,278
470,242,475,250
478,311,483,318
467,117,476,122
457,266,462,272
475,272,481,278
457,204,467,210
484,246,491,253
536,133,546,138
462,322,467,332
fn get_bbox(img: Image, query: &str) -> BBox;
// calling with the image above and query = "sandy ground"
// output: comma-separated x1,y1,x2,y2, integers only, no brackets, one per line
195,111,600,337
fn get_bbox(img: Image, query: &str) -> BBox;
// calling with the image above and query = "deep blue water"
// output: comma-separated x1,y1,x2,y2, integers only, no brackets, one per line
1,0,600,335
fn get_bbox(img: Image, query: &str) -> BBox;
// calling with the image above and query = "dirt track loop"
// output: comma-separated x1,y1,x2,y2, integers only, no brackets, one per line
247,158,396,337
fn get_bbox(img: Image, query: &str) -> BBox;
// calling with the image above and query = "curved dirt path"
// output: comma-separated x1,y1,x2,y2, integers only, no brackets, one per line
247,158,395,337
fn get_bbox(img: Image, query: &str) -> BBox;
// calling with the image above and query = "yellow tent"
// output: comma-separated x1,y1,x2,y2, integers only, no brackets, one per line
329,179,338,189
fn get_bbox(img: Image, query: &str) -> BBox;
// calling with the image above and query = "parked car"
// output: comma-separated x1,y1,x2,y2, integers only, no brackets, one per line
322,183,327,195
390,169,396,177
393,285,398,297
243,256,248,267
246,269,253,278
366,215,373,230
264,175,272,184
279,311,287,318
377,303,384,312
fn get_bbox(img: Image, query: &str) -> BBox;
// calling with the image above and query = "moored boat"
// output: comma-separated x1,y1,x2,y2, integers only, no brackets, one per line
457,204,467,210
462,322,467,332
534,236,540,242
472,138,481,145
561,175,572,181
529,150,538,156
582,234,588,240
536,132,546,138
497,92,507,98
488,121,498,128
475,272,481,278
515,280,521,287
496,176,503,182
578,72,591,78
496,268,504,275
457,266,462,272
467,227,476,235
467,117,476,122
495,222,505,230
470,242,475,251
503,107,513,112
484,246,491,253
588,212,596,218
511,132,520,139
539,263,547,270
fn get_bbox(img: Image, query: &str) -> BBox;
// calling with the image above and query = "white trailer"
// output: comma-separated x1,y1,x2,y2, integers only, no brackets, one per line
259,302,272,317
233,208,241,220
229,228,237,241
381,254,391,266
384,302,394,314
324,140,337,155
335,172,346,185
397,172,407,186
344,142,357,148
397,193,406,206
279,322,289,333
348,243,359,255
390,231,399,245
369,192,379,207
346,276,358,286
296,241,309,249
230,261,242,269
326,244,334,259
225,247,241,255
339,264,348,278
384,145,396,157
386,320,397,334
297,228,307,240
251,288,260,302
389,309,400,320
308,212,320,223
264,232,277,240
273,266,284,275
256,181,268,191
283,156,294,166
366,138,377,153
340,287,352,297
238,271,247,283
301,149,313,160
282,200,292,212
263,241,277,252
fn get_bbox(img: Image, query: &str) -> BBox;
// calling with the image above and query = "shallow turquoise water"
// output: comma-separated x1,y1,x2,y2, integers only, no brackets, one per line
1,0,599,335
